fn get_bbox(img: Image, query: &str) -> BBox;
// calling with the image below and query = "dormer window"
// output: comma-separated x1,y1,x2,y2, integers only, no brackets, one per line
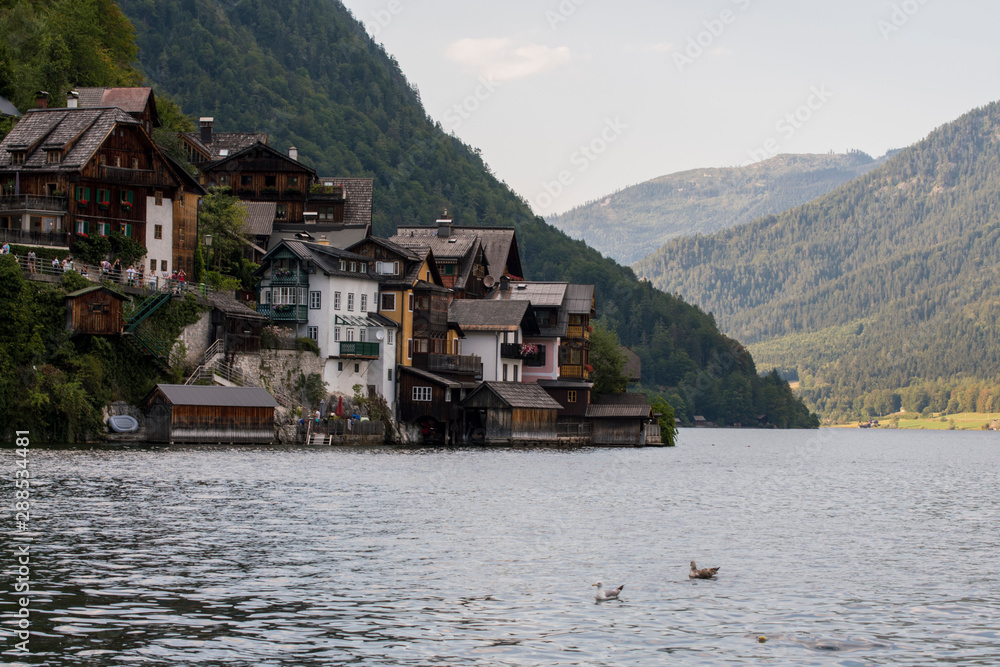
10,151,26,165
45,150,61,164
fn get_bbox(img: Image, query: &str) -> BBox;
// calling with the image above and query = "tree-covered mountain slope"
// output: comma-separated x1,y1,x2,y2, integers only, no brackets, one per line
634,101,1000,418
546,152,885,265
104,0,816,427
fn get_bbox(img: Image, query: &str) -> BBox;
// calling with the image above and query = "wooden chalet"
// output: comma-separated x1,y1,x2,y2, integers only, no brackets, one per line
180,117,267,166
585,394,661,446
461,381,562,445
0,104,196,262
396,222,524,285
205,291,267,355
74,87,160,136
145,385,278,444
390,217,490,299
65,285,127,335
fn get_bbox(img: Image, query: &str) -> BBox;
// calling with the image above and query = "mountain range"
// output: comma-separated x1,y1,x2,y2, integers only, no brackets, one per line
547,151,889,265
633,101,1000,418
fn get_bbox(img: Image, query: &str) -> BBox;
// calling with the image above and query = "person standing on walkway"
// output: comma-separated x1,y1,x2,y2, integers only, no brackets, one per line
27,250,36,273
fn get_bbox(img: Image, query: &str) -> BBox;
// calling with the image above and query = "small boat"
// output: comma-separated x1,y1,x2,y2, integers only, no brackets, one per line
108,415,140,433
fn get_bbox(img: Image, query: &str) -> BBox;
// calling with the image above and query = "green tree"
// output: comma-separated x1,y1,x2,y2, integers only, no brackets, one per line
649,395,678,446
589,321,628,399
199,187,246,273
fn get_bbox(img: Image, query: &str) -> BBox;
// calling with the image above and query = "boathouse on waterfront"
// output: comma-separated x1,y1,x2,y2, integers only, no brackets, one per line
461,381,561,445
586,394,661,446
145,384,278,444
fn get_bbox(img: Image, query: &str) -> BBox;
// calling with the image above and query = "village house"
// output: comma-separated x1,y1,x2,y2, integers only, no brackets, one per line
396,221,524,285
389,217,490,299
447,299,541,383
0,94,204,275
254,239,397,408
461,381,562,445
586,394,662,446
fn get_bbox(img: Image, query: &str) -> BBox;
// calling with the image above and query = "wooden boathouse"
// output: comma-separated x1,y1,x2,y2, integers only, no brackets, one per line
145,384,278,444
585,394,661,446
461,381,562,445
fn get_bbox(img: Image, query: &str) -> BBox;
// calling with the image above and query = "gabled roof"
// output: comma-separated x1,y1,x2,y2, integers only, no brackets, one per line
396,224,521,282
182,131,268,161
399,365,464,389
492,281,567,307
203,141,317,177
565,283,596,315
0,107,145,172
269,225,370,252
463,381,562,410
205,291,268,321
256,239,377,280
315,177,374,227
348,236,424,263
448,299,538,334
240,201,277,237
76,87,159,127
64,285,128,300
388,231,485,293
152,384,279,408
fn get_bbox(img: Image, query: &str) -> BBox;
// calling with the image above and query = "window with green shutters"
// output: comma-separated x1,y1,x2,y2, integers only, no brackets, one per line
75,187,91,204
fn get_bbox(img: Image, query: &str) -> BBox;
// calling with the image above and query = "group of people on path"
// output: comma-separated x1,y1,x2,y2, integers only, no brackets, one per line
7,247,192,294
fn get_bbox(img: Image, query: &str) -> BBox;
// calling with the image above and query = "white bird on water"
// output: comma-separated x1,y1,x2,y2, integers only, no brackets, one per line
689,561,720,579
592,582,624,601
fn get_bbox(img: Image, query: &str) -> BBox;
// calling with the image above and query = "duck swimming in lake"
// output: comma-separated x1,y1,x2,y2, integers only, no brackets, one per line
689,561,720,579
593,582,624,601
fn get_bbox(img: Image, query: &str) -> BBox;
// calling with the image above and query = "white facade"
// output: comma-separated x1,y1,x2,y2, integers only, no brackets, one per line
461,329,525,383
144,194,173,275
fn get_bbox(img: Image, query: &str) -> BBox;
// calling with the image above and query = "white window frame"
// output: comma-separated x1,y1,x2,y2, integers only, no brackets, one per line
334,291,341,310
347,293,355,312
381,293,396,312
298,287,307,306
334,327,341,342
387,329,395,345
309,291,321,309
413,386,432,402
307,326,318,341
360,294,367,312
360,329,366,342
347,328,355,341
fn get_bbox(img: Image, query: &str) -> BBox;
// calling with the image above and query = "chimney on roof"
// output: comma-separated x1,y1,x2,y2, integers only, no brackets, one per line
35,91,49,109
199,117,214,144
288,146,298,161
66,90,79,108
318,235,329,246
499,275,510,292
436,210,453,237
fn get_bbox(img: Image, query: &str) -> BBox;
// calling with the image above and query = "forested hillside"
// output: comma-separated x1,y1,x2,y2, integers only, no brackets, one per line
547,152,884,265
635,102,1000,419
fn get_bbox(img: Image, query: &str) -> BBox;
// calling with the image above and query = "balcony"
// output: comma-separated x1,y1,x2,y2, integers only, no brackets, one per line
413,353,482,377
0,228,70,247
267,272,307,286
560,364,591,380
338,341,380,358
256,304,308,322
0,194,69,213
500,342,544,361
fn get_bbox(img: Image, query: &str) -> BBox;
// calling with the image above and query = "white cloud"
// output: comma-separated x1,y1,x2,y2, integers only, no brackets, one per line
444,37,571,81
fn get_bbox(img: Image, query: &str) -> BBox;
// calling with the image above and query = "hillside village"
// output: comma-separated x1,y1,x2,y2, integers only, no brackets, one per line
0,88,667,446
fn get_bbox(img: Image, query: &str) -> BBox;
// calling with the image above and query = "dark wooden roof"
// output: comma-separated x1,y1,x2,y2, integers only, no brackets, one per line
0,107,141,171
256,239,377,280
315,177,374,227
153,384,278,408
565,283,596,315
240,201,277,236
448,299,538,334
76,87,159,126
204,141,318,177
183,131,268,161
64,285,128,300
463,381,562,410
585,403,654,419
399,365,464,389
205,291,268,320
396,224,521,282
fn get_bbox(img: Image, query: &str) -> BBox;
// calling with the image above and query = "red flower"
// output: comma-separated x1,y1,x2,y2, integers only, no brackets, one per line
585,364,594,373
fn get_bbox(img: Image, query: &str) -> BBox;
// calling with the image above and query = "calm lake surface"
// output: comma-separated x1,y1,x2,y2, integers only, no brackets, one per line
2,429,998,665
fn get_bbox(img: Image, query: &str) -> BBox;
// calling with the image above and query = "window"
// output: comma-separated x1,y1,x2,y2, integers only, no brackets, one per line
513,366,519,382
154,225,163,240
262,290,271,305
150,259,156,272
359,262,367,273
360,294,368,312
288,175,299,188
276,204,287,220
241,175,252,187
76,220,89,234
11,152,25,165
334,292,341,310
380,293,396,311
114,155,121,167
120,190,133,206
445,390,452,402
131,157,139,169
413,338,429,354
219,175,230,186
334,327,341,342
408,294,414,312
98,222,110,237
346,328,355,341
387,329,394,345
124,224,132,238
349,261,357,272
74,186,91,204
339,259,347,271
276,287,294,305
354,363,360,373
298,287,307,306
264,175,276,187
96,188,110,207
359,329,366,342
347,293,354,311
525,344,546,367
503,364,508,381
309,291,321,309
154,191,163,206
161,260,167,272
568,390,577,403
307,326,318,341
388,369,393,382
443,263,455,275
407,339,413,359
46,151,61,164
338,361,343,371
318,206,336,221
413,387,432,401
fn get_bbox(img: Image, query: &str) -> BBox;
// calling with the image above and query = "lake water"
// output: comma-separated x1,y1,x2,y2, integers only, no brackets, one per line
2,429,998,665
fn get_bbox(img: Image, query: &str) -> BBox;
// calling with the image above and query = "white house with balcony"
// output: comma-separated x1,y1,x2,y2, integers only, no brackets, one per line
447,299,541,382
254,239,397,410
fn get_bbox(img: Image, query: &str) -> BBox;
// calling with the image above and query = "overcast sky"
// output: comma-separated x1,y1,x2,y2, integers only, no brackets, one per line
339,0,1000,217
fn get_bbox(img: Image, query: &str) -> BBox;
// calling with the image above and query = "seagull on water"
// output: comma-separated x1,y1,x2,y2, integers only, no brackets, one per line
689,561,720,579
592,582,624,601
